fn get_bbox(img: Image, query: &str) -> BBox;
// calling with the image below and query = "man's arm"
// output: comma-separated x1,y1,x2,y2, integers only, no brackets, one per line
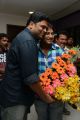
17,36,54,103
29,81,54,103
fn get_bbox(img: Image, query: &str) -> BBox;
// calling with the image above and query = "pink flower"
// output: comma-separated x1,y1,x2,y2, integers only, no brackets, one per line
60,73,68,80
68,72,74,77
52,79,62,88
44,85,54,95
68,66,77,74
71,66,77,74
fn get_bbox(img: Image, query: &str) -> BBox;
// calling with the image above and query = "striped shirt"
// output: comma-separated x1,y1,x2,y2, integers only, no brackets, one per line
38,43,64,75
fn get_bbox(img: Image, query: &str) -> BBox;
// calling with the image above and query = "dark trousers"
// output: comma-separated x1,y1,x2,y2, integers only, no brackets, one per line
0,106,1,120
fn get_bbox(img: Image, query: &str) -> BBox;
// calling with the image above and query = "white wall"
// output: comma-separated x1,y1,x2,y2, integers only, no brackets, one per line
0,13,27,33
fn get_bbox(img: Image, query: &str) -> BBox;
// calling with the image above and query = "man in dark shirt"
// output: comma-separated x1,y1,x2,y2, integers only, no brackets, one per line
1,12,54,120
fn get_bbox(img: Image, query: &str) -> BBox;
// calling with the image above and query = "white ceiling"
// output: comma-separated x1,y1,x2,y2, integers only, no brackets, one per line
0,0,80,20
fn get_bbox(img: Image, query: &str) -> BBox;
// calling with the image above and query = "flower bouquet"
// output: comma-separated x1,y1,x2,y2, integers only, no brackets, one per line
39,49,80,110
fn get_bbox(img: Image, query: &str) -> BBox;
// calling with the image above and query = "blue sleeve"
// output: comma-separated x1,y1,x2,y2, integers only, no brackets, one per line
56,48,64,56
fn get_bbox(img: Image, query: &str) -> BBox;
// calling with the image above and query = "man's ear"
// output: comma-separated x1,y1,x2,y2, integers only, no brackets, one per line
29,21,35,29
30,21,35,26
56,39,58,42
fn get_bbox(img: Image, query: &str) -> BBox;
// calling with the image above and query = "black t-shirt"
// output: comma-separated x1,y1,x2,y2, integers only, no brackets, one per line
0,47,7,104
1,28,39,108
0,52,7,81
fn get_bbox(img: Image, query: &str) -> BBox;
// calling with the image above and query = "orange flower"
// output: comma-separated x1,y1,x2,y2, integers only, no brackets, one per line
66,60,71,64
56,67,65,74
40,73,48,82
65,63,74,71
58,60,66,67
68,49,77,55
45,68,53,76
45,78,51,86
51,63,60,69
51,72,59,79
61,53,71,59
68,63,74,67
56,56,62,62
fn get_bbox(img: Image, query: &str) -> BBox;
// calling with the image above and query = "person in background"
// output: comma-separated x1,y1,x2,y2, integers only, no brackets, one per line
34,24,64,120
0,33,9,81
55,31,71,115
1,12,54,120
0,33,9,120
67,36,74,49
54,31,68,50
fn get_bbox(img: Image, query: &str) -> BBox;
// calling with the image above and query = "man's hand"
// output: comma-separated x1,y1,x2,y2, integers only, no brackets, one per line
44,94,55,103
29,81,55,104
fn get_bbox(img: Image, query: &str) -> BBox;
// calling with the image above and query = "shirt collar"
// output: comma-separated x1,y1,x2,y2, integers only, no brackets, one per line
53,43,61,48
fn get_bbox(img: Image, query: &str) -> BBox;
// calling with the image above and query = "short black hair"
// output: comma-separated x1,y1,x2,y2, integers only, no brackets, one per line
56,31,69,38
0,33,9,40
26,11,50,26
48,23,56,32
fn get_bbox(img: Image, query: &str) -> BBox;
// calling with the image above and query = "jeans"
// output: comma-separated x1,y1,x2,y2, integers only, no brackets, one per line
1,105,29,120
34,99,64,120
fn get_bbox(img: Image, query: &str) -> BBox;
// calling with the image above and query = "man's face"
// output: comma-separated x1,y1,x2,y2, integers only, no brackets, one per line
31,20,48,39
68,37,73,46
0,37,8,49
56,34,67,48
43,27,54,45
